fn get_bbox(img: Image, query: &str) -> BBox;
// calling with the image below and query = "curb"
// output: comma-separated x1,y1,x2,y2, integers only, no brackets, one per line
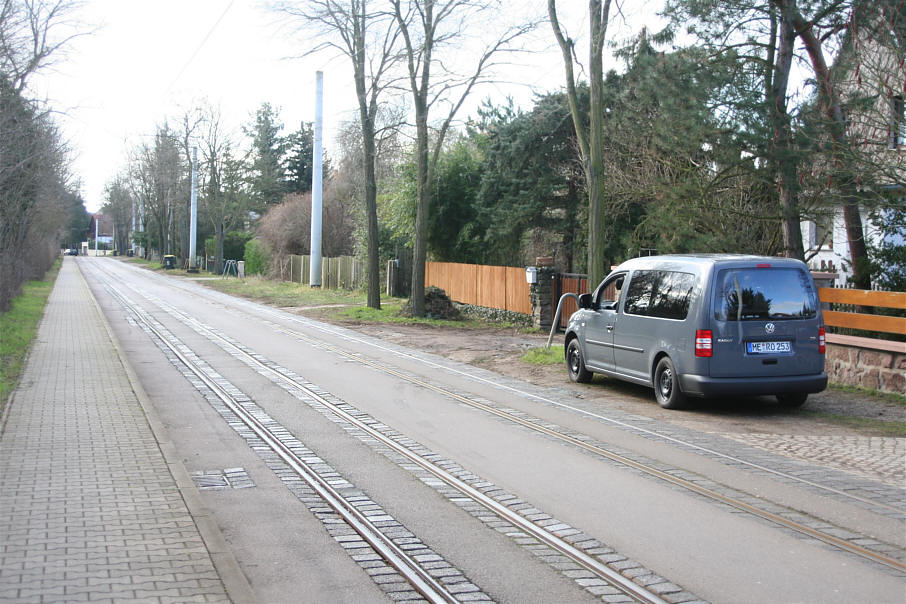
76,260,258,604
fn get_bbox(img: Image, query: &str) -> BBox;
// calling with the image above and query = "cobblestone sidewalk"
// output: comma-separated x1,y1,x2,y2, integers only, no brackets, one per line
721,433,906,486
0,260,238,603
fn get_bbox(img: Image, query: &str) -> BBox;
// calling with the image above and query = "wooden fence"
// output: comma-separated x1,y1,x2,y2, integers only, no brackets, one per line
281,254,365,290
425,261,531,315
819,287,906,339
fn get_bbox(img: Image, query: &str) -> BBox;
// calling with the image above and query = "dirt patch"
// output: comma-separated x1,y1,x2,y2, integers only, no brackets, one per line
308,317,905,438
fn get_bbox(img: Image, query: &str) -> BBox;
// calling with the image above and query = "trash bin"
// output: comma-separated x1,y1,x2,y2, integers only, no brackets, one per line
163,255,176,269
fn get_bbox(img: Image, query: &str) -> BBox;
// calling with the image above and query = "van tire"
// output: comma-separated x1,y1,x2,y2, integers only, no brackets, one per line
566,339,592,383
654,357,686,409
776,392,808,407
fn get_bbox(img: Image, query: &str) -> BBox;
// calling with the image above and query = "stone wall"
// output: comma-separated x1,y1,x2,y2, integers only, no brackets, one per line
529,266,557,329
826,340,905,395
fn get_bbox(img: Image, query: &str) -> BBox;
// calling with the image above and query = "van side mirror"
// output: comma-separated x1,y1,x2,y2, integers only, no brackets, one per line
577,293,593,309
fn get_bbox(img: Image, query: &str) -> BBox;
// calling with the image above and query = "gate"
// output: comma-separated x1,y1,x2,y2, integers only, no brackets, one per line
554,273,589,328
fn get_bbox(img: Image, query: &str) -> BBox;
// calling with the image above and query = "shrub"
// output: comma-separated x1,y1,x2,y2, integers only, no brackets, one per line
244,238,271,276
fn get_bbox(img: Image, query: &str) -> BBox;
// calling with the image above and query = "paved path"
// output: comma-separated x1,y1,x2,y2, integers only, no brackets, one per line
0,260,253,603
721,433,906,486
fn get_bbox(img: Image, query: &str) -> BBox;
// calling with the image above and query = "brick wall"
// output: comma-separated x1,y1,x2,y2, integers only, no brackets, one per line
826,341,906,395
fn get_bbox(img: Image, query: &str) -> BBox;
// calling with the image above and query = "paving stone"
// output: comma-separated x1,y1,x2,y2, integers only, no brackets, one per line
0,262,229,603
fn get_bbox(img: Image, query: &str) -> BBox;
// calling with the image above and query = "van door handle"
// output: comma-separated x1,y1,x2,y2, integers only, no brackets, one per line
606,324,614,332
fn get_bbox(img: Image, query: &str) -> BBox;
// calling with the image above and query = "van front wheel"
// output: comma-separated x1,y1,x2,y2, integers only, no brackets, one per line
566,339,592,383
654,357,686,409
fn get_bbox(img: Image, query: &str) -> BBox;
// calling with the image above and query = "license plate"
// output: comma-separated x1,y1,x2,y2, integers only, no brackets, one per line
747,341,792,354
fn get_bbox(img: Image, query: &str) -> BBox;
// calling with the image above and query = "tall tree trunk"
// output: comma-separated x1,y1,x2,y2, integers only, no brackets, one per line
772,0,805,260
788,3,871,289
550,0,611,287
352,3,382,310
410,100,431,316
362,121,381,309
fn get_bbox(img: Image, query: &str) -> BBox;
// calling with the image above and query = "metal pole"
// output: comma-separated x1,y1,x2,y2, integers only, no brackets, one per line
131,197,137,255
189,147,199,271
309,70,323,287
94,215,98,256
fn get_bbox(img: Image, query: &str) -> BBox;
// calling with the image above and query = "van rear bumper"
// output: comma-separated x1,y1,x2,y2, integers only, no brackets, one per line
680,373,828,398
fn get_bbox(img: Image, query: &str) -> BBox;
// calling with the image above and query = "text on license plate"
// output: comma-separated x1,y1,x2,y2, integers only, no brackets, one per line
747,341,792,354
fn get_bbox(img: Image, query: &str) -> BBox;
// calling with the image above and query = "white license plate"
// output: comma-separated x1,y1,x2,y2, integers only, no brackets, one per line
747,341,792,354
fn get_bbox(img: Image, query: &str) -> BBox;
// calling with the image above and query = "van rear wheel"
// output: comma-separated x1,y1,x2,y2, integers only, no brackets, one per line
566,339,592,383
654,357,686,409
776,392,808,407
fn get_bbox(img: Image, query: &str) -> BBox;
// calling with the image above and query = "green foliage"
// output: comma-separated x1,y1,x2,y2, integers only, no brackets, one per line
472,94,586,269
243,238,271,276
206,231,252,262
868,207,906,291
246,102,287,211
60,192,90,249
428,137,485,262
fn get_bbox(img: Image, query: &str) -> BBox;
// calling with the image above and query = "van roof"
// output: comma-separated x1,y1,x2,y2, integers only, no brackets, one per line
613,254,807,271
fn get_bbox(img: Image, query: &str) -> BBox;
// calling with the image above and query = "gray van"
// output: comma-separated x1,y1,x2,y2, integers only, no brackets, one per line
564,254,827,409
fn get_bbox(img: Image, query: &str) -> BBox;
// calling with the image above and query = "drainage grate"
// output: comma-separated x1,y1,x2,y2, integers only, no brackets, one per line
191,468,255,490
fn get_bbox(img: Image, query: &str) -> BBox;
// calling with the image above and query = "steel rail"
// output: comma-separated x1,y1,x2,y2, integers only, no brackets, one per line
103,284,461,604
143,265,900,517
91,266,669,604
308,335,906,575
91,262,906,576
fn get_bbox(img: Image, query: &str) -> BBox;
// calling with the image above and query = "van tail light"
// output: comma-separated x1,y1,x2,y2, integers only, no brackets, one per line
818,326,826,354
695,329,713,357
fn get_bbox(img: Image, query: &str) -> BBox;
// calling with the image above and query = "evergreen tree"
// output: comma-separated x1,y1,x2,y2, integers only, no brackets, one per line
245,103,286,212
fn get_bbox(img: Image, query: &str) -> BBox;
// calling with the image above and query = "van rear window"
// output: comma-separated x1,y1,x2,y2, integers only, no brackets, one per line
713,268,817,321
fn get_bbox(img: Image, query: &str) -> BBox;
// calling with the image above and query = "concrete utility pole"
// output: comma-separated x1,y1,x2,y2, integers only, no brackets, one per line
131,198,137,256
309,70,324,287
188,147,199,272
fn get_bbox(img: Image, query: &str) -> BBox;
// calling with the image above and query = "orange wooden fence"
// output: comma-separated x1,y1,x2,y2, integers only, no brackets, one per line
819,288,906,336
425,261,531,314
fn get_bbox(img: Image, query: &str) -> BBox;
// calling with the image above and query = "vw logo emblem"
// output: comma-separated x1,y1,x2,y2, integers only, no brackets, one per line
765,323,776,334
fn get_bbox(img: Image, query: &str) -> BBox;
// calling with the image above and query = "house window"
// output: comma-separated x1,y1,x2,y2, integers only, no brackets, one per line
814,215,833,250
892,95,905,149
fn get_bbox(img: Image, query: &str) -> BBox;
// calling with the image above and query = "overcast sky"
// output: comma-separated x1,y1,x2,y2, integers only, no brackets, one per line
31,0,665,212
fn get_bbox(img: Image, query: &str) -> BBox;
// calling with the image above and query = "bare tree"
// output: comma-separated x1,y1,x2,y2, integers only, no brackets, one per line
102,174,135,253
199,106,248,273
0,0,84,92
273,0,402,309
392,0,534,316
130,125,184,261
549,0,614,287
0,0,78,309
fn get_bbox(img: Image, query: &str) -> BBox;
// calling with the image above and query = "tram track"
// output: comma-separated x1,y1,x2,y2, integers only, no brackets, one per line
88,261,906,578
89,263,675,604
115,261,903,517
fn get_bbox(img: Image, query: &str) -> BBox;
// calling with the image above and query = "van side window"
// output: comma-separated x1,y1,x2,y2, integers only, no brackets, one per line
624,270,697,320
595,274,625,308
713,268,817,321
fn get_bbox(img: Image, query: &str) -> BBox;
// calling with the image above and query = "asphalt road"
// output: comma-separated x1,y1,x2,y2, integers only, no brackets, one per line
82,258,905,604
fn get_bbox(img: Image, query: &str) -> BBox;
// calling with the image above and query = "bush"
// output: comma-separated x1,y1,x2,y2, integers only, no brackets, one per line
244,238,271,276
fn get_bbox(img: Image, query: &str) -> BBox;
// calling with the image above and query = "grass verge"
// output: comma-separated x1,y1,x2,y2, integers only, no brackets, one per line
521,345,564,365
202,275,376,308
1,260,61,413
